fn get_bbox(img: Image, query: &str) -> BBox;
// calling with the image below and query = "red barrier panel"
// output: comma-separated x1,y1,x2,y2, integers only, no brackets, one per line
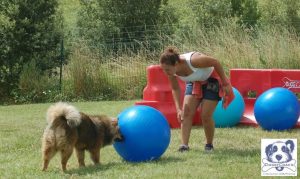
136,66,300,129
135,65,202,128
230,69,300,128
271,70,300,92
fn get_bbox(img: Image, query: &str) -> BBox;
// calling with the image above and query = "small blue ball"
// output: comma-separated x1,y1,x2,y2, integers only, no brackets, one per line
213,87,245,127
254,87,299,131
113,105,171,162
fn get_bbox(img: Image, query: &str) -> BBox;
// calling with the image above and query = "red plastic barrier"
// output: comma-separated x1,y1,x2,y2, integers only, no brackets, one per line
136,66,300,129
230,69,300,128
271,70,300,92
135,65,202,128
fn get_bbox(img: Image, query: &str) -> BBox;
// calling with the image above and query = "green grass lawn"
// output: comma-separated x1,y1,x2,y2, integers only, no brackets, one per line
0,101,299,178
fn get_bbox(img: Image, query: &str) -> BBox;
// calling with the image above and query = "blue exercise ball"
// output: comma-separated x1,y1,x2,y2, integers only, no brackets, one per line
254,87,299,131
113,105,171,162
213,87,245,127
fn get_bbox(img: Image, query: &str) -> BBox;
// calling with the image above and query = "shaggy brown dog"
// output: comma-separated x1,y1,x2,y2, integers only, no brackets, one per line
42,102,123,171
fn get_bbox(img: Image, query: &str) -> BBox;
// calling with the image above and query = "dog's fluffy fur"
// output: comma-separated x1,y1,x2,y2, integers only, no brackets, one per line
42,102,122,171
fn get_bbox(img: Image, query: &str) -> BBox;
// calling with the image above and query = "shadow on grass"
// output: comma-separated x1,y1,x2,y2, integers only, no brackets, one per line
66,156,183,175
126,156,184,165
66,161,121,175
214,148,260,157
191,147,260,160
157,156,184,164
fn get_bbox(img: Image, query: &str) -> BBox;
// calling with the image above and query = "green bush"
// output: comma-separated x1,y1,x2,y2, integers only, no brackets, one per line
62,46,148,101
13,60,60,103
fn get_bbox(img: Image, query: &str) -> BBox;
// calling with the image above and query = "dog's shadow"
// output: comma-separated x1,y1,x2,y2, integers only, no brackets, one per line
66,162,121,175
66,156,182,175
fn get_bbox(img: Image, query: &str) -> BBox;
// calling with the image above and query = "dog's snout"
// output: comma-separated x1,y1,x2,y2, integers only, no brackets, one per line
114,134,124,142
276,155,282,161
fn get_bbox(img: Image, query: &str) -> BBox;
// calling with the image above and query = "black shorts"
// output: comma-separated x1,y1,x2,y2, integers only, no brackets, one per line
184,78,221,101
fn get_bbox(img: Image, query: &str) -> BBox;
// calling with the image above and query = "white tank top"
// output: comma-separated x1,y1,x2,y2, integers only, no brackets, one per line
178,52,214,82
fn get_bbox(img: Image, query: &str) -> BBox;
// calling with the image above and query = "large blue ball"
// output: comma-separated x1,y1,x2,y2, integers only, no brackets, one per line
254,87,299,131
113,105,171,162
213,87,245,127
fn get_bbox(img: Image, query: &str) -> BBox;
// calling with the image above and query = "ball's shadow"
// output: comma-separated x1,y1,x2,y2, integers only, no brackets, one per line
122,156,183,165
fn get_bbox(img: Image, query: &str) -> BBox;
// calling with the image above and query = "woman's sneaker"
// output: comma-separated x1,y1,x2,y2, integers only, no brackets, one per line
178,145,189,152
205,144,214,152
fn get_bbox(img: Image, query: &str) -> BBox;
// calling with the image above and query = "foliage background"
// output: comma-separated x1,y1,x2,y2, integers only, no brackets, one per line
1,0,300,104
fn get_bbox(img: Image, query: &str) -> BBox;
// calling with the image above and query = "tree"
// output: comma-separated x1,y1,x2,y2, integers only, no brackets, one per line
190,0,232,27
286,0,300,34
259,0,300,34
77,0,177,53
190,0,260,28
0,1,17,97
0,0,62,97
232,0,260,28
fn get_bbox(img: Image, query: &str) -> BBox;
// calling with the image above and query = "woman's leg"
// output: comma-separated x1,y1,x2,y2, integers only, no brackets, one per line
180,95,201,146
201,99,218,145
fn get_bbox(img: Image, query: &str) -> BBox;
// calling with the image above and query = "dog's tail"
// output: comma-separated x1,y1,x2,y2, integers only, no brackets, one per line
46,102,81,128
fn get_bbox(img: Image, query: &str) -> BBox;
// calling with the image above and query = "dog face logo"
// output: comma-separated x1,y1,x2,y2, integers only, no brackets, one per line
261,139,297,176
265,140,294,164
264,140,294,171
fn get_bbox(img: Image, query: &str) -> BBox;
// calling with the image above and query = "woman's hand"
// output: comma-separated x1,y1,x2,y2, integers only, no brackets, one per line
223,84,232,97
177,109,183,123
222,83,232,106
